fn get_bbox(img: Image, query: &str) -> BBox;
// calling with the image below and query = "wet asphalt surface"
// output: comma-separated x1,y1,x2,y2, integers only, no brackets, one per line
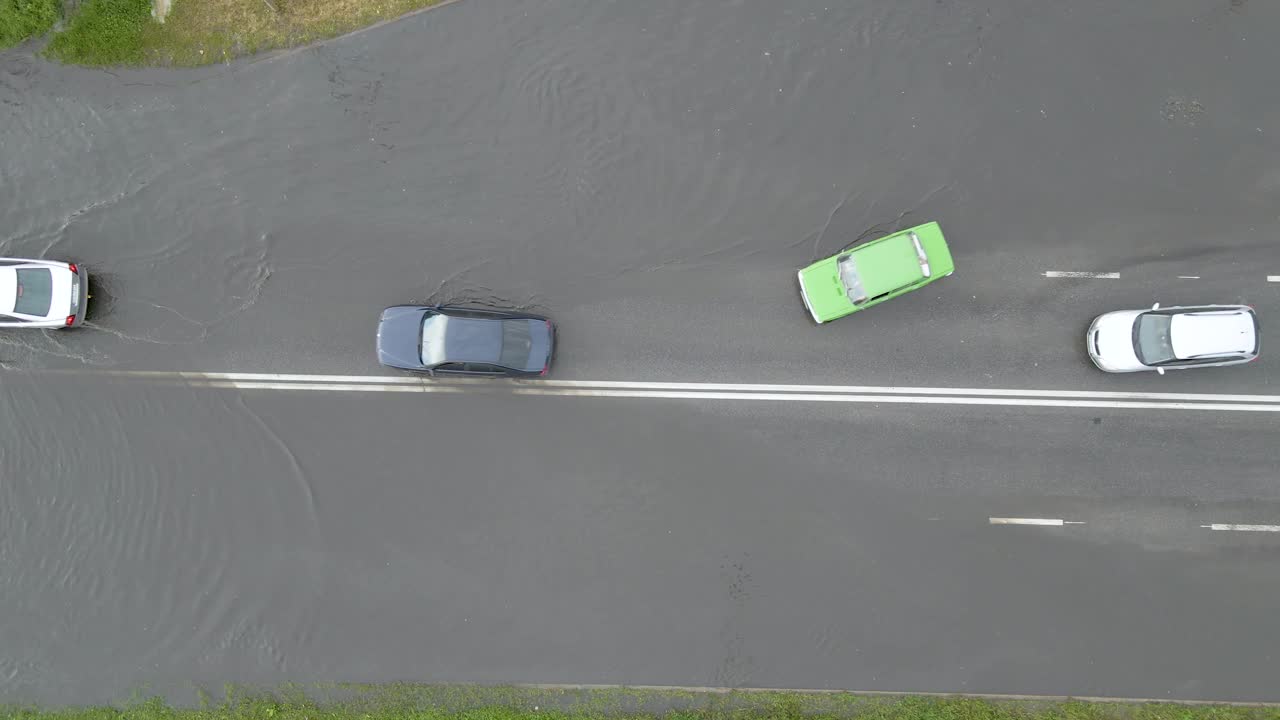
3,0,1280,704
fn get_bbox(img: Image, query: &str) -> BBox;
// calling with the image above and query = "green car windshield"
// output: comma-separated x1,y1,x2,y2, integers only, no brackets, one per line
837,255,867,304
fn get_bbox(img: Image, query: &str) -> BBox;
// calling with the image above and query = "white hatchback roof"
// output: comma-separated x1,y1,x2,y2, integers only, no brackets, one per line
1170,310,1256,359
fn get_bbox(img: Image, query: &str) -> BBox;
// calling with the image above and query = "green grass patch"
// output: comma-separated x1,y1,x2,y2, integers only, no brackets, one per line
39,0,444,66
43,0,150,64
0,0,60,49
3,685,1279,720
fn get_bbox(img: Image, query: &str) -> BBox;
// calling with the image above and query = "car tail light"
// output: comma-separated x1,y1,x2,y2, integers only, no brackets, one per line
67,263,77,274
65,315,76,326
539,366,548,376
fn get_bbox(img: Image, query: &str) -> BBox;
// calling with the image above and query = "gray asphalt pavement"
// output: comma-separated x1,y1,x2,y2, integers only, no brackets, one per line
3,0,1280,704
4,375,1280,702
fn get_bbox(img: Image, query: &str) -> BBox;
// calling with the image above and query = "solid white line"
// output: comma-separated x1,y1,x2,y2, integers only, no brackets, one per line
1043,271,1120,279
539,380,1280,404
1269,276,1280,283
195,381,469,394
85,370,427,384
989,518,1068,526
1201,524,1280,532
508,387,1280,412
1177,275,1200,279
154,380,1280,411
65,371,1280,404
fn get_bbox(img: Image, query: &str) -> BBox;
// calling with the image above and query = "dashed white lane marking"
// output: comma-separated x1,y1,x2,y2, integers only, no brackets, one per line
1201,524,1280,532
1043,271,1120,279
1177,275,1201,279
989,518,1085,526
1268,276,1280,283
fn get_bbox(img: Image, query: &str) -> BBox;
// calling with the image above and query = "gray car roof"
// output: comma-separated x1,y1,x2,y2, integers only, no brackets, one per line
440,317,504,364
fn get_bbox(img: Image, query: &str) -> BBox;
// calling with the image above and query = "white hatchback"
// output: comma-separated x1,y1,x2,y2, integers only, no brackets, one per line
1087,303,1259,374
0,258,89,329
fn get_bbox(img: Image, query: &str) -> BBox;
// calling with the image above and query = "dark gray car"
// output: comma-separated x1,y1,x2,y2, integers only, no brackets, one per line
376,305,556,376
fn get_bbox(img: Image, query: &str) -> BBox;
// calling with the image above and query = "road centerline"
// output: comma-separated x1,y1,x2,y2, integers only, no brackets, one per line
46,370,1280,404
20,369,1280,413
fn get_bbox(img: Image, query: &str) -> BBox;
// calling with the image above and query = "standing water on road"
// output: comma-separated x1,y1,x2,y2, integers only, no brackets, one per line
3,0,1280,704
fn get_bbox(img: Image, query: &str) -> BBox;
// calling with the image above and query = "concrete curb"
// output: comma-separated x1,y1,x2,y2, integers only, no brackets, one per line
242,0,467,67
511,683,1280,708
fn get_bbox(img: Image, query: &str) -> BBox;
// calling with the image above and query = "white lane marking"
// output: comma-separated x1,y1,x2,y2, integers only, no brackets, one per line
1043,271,1120,279
1269,276,1280,283
541,380,1280,404
66,371,1280,404
1201,524,1280,532
989,518,1083,526
195,381,469,394
1177,275,1201,279
85,370,428,384
37,380,1280,411
509,387,1280,412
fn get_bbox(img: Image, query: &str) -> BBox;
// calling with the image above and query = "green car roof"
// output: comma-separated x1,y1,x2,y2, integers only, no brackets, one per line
854,235,927,297
797,221,954,324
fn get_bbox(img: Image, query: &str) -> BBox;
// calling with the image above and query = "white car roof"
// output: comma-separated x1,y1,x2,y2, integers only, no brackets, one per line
0,260,75,319
1170,310,1256,359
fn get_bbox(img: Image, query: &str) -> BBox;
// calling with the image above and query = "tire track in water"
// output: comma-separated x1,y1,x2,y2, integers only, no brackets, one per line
0,226,275,367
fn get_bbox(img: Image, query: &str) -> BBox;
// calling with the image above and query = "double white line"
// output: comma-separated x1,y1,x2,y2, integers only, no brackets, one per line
46,370,1280,412
991,519,1280,533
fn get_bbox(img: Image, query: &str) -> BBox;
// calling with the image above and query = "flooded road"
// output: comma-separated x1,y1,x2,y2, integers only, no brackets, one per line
3,0,1280,704
8,374,1280,703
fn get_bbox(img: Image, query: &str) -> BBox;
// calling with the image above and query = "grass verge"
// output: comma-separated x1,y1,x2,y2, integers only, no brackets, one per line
42,0,445,66
3,684,1279,720
0,0,60,50
44,0,150,64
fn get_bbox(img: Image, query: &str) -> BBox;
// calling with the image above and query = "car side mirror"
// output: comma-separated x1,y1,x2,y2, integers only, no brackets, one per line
1152,302,1160,310
1156,367,1165,375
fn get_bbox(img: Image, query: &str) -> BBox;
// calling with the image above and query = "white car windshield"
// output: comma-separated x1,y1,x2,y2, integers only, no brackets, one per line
837,255,867,304
1134,313,1174,365
14,268,53,316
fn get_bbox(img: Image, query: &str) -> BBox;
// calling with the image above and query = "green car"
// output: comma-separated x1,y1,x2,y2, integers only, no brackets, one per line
797,221,954,324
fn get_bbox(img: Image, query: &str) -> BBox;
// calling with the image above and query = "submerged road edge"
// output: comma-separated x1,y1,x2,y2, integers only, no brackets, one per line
513,683,1280,707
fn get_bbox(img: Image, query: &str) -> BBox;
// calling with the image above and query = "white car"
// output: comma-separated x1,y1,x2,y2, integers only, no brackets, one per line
1087,303,1259,374
0,258,89,329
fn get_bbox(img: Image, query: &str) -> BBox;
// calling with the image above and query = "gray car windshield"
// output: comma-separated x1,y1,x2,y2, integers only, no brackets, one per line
1134,313,1174,365
836,255,867,304
14,268,53,316
420,314,448,365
